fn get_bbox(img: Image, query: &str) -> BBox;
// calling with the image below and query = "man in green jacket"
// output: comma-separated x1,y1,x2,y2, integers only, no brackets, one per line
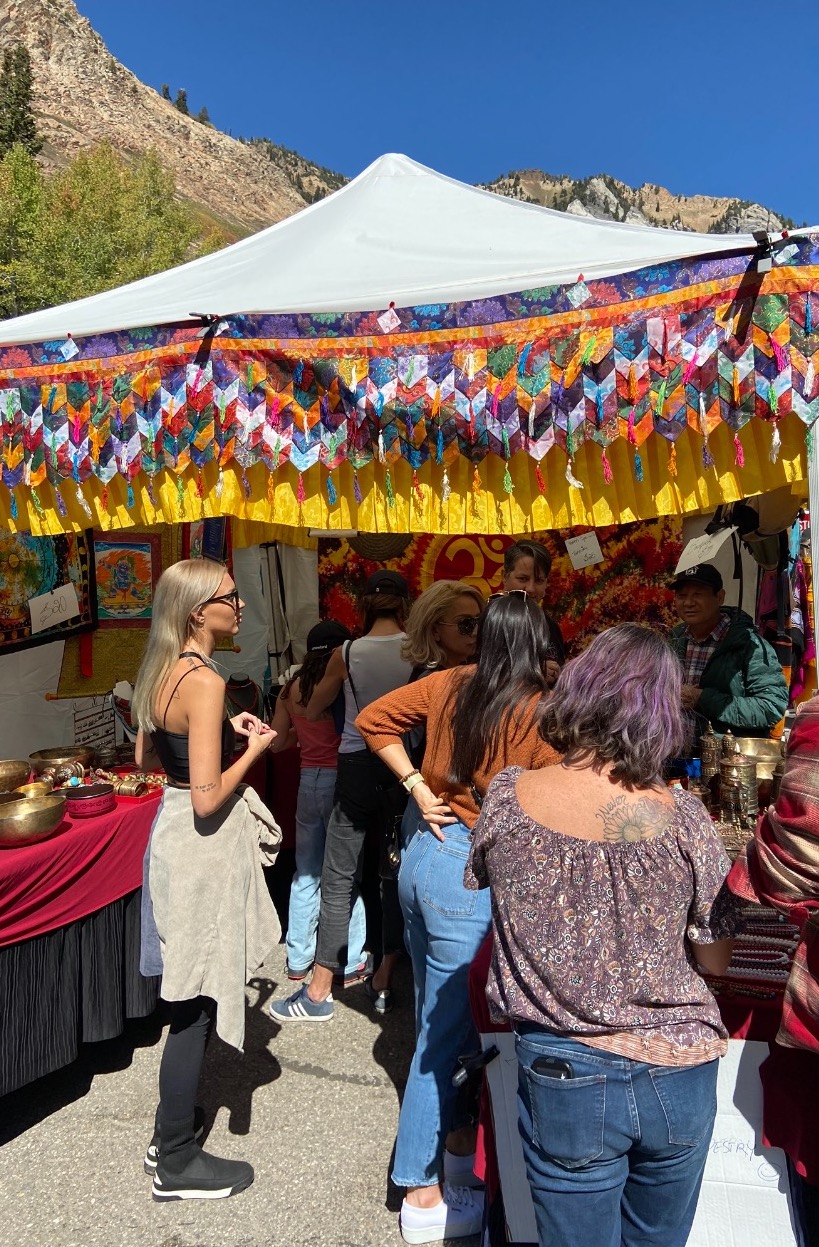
669,563,789,740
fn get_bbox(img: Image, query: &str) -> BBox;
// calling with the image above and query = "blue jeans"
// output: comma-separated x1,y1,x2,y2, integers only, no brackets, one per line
286,766,367,978
515,1030,718,1247
392,821,491,1188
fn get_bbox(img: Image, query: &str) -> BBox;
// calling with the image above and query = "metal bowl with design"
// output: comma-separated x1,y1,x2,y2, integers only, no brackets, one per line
732,738,785,781
63,782,116,818
0,760,31,792
28,746,95,776
0,792,67,847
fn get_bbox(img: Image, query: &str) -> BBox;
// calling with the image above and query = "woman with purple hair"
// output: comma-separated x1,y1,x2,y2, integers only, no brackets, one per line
466,623,741,1247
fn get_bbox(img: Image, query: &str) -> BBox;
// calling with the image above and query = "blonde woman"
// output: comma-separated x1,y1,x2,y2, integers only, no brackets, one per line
133,559,280,1203
402,580,485,674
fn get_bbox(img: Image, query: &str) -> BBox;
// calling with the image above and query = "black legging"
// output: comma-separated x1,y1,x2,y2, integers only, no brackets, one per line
158,996,214,1123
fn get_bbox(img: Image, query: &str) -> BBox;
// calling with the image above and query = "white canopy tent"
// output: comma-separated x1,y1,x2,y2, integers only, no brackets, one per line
0,152,773,346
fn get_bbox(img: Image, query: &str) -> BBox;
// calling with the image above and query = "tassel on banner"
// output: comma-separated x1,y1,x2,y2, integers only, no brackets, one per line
702,441,715,469
273,435,282,469
807,295,814,336
30,487,45,520
768,382,779,416
241,471,252,500
601,448,613,484
293,360,304,387
535,462,546,495
580,336,597,367
127,481,135,509
219,392,226,428
101,486,109,513
465,350,476,382
503,464,514,495
733,433,745,467
806,359,816,397
176,475,185,517
770,421,782,464
628,363,638,404
517,343,532,377
353,470,362,505
441,465,451,506
297,473,306,506
436,426,444,464
634,450,644,483
406,409,414,441
9,490,17,520
627,407,637,445
528,399,536,439
267,471,275,508
406,356,415,387
682,353,699,386
654,377,667,419
197,467,204,498
215,467,224,501
431,387,441,418
385,467,395,508
807,426,814,460
595,387,605,429
668,442,678,477
502,426,511,460
412,469,424,508
326,472,337,506
377,430,386,463
732,366,741,406
771,336,788,373
472,465,482,499
491,384,501,418
565,458,584,490
55,487,67,518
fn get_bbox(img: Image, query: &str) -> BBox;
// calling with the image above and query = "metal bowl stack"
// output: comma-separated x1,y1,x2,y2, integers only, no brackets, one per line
0,792,67,848
28,747,96,778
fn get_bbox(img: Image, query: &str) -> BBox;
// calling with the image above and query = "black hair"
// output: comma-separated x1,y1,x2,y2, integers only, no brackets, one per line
449,594,550,784
503,539,553,580
361,590,410,635
281,650,334,707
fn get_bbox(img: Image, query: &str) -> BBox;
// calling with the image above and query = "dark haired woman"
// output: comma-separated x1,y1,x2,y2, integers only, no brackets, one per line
268,620,368,986
467,623,740,1247
269,570,412,1023
502,539,566,686
356,593,558,1245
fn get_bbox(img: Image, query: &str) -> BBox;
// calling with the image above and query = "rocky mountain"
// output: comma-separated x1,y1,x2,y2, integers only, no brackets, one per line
0,0,796,243
479,170,794,235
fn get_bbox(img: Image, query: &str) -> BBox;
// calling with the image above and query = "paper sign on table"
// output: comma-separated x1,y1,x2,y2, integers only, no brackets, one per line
564,531,604,570
28,582,80,634
675,527,736,574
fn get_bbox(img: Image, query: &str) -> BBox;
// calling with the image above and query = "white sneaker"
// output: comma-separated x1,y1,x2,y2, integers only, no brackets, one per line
443,1149,483,1189
400,1183,484,1244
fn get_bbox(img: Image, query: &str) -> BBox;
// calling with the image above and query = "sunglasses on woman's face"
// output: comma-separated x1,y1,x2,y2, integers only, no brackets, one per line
440,615,480,636
201,587,240,612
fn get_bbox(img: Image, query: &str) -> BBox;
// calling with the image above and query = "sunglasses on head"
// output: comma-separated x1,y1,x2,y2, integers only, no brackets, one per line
489,589,529,601
201,587,240,611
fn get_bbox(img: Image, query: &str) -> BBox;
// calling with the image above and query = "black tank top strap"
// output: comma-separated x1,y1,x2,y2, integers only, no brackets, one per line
178,650,204,660
161,662,206,726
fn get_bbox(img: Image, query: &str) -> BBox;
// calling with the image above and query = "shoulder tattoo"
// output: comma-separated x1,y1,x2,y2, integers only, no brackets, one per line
596,793,669,842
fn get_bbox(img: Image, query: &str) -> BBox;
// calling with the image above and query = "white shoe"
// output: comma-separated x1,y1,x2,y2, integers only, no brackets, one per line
443,1149,483,1189
400,1183,484,1244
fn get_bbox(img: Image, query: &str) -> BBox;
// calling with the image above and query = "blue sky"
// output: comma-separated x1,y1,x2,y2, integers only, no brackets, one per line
76,0,818,225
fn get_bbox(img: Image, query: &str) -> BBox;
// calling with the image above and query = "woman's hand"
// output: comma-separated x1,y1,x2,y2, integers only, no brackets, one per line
545,659,561,688
244,722,277,759
230,712,272,738
414,782,457,842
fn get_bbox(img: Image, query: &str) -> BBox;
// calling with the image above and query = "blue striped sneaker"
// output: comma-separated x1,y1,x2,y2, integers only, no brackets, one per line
269,984,334,1023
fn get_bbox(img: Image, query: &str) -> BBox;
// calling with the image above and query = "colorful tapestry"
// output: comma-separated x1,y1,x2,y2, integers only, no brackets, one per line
0,243,816,536
317,517,682,654
95,532,159,626
0,528,95,653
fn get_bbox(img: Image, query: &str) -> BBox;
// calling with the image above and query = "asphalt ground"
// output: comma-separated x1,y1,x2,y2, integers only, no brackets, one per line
0,944,480,1247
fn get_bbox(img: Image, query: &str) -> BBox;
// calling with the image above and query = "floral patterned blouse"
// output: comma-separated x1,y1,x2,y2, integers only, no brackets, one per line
465,768,741,1066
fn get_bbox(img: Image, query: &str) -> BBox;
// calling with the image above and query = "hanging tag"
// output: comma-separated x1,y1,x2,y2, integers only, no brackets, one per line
564,531,604,570
59,336,80,361
28,582,80,633
377,306,401,333
674,527,736,574
566,280,591,309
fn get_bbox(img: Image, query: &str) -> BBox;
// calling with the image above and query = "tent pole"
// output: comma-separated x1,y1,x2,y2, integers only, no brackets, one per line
808,426,819,666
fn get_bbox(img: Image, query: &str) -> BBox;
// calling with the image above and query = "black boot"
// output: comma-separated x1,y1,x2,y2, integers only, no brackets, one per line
143,1104,206,1175
152,1113,254,1202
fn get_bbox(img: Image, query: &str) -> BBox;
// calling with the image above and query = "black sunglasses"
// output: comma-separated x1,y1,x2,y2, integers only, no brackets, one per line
441,615,480,636
201,587,240,611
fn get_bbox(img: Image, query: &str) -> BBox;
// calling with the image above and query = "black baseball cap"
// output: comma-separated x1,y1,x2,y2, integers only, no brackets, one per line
306,621,351,653
364,569,409,597
668,564,724,593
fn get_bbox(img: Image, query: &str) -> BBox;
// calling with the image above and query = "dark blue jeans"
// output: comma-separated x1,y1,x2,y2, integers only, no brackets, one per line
515,1030,718,1247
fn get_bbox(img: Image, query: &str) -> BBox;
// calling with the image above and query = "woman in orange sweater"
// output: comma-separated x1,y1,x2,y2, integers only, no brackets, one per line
356,592,559,1245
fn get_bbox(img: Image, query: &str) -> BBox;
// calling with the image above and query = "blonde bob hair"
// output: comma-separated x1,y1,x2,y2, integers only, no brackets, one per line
132,559,226,732
401,580,485,669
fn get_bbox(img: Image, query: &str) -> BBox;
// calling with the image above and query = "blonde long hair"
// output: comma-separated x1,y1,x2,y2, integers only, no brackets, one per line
401,580,485,669
132,559,226,732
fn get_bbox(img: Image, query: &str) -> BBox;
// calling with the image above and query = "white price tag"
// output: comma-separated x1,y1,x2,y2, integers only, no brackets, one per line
59,337,80,360
675,527,736,574
377,307,401,333
28,582,80,634
564,531,604,570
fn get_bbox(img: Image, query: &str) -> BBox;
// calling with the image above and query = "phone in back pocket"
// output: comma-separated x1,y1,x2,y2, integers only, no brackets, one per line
531,1056,574,1080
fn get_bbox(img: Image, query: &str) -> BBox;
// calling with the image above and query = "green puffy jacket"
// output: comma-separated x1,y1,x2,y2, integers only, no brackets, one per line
671,607,789,737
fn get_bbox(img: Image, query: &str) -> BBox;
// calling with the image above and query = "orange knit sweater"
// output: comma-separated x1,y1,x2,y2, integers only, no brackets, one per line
354,667,560,829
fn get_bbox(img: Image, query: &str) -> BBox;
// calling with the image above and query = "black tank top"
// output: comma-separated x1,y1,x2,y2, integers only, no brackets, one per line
150,652,237,784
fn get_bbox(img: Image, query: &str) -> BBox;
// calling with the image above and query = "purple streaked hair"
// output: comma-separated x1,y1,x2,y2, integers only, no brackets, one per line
540,623,688,785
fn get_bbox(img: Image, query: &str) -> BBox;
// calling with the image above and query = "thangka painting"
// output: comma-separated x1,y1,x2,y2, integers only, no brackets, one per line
0,528,96,653
94,532,158,626
317,517,682,656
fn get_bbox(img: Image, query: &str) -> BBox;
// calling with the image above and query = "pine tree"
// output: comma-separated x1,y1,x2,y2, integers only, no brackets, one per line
173,88,189,115
0,44,42,158
196,106,211,126
160,83,171,101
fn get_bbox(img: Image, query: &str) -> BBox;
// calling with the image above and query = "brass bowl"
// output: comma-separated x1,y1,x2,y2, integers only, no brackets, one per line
0,792,27,810
0,792,67,847
29,746,96,776
733,738,785,781
0,760,31,792
16,781,54,799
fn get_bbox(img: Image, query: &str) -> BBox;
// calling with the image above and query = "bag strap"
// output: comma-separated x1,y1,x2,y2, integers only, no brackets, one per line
469,781,484,810
343,639,361,713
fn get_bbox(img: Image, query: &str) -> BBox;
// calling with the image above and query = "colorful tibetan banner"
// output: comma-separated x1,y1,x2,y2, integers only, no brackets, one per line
1,240,817,536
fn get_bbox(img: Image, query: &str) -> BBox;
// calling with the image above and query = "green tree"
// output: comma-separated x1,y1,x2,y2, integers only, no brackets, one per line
0,44,42,158
173,88,189,115
196,106,211,126
0,143,224,317
160,83,171,101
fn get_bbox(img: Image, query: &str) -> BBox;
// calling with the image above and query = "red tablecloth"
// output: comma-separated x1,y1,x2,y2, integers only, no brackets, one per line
0,792,160,948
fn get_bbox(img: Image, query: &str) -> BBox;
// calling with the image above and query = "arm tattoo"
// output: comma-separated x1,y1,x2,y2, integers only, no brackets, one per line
194,781,217,793
596,793,669,842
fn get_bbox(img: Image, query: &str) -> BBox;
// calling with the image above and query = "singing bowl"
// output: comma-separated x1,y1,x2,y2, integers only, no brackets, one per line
28,746,95,776
0,792,67,847
733,738,784,781
0,760,31,792
15,781,54,799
